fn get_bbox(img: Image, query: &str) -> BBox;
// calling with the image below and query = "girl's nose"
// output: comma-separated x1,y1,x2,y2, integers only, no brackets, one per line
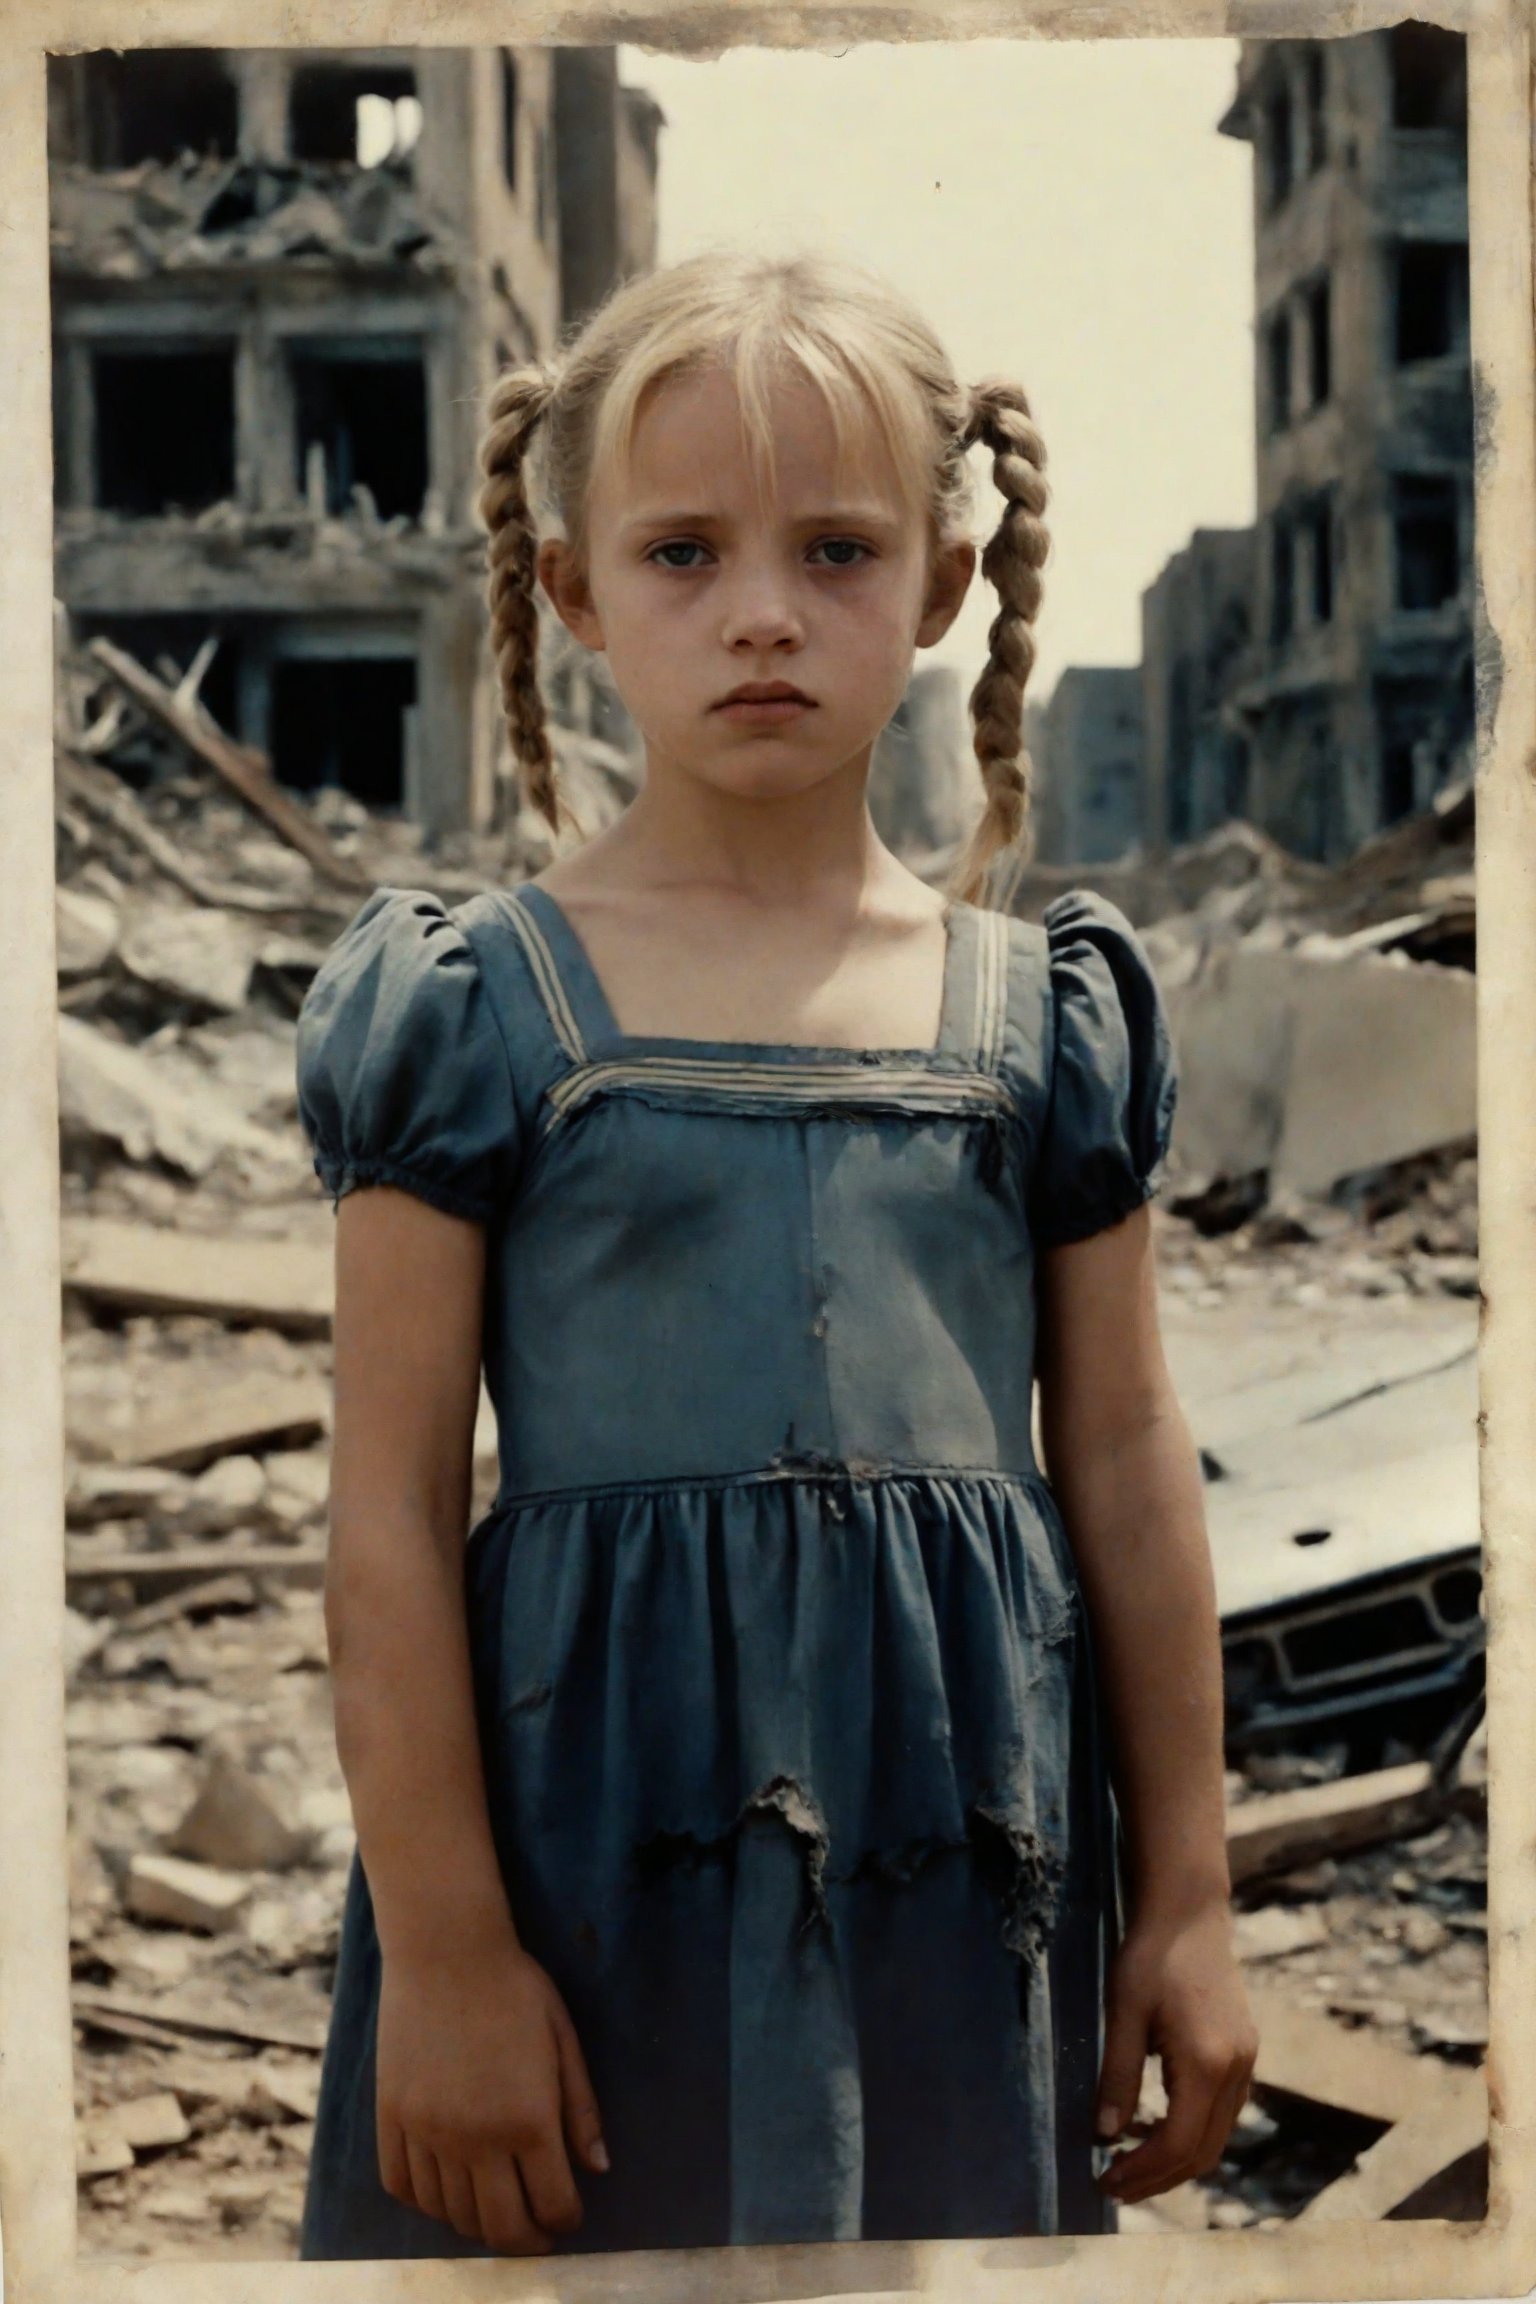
719,562,805,652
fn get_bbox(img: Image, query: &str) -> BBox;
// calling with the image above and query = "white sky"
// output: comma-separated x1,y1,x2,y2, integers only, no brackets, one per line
615,38,1256,705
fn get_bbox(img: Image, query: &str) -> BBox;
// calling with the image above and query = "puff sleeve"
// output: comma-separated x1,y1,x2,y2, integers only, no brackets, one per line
296,888,518,1225
1030,889,1179,1248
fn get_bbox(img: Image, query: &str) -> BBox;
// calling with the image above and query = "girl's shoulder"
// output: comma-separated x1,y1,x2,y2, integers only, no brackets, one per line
293,883,578,1223
992,889,1179,1250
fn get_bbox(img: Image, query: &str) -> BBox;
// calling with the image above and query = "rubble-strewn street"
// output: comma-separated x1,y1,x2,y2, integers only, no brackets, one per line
54,639,1485,2259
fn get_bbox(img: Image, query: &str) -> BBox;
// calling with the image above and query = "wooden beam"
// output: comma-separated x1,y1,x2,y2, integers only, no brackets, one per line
1295,2090,1488,2223
106,1371,329,1472
66,1541,326,1592
1227,1761,1450,1885
1245,1982,1483,2128
86,637,373,894
60,1218,333,1334
72,1984,326,2055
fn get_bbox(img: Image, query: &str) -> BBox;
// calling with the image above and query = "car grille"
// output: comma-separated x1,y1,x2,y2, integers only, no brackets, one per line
1222,1550,1483,1733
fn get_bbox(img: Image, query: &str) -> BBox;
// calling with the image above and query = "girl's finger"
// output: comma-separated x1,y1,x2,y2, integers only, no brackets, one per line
1188,2052,1255,2179
551,1996,610,2173
437,2154,484,2243
377,2114,415,2211
472,2157,546,2256
517,2127,584,2238
1095,1982,1150,2142
405,2137,450,2227
1105,2041,1224,2200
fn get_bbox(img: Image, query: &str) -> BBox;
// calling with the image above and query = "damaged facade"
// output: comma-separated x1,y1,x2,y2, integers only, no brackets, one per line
1216,24,1474,861
48,46,664,835
1037,25,1474,867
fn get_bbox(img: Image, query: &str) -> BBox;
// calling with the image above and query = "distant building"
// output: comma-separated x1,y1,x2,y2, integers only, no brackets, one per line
1140,526,1256,854
1030,667,1145,866
48,45,663,832
1217,25,1474,860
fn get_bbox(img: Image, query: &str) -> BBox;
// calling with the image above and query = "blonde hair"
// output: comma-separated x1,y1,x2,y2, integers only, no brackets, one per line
477,247,1050,906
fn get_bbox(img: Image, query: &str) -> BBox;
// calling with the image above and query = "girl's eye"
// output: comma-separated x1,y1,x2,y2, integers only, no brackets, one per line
648,540,710,570
810,538,872,568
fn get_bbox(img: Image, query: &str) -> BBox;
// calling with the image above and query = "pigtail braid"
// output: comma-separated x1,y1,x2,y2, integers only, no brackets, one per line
477,362,575,840
951,377,1050,907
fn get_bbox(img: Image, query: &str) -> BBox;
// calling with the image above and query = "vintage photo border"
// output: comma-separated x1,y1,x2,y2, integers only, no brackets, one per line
2,1,1532,2297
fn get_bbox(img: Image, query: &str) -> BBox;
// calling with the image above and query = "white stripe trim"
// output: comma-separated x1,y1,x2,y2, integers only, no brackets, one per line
971,910,1009,1074
543,1056,1014,1135
501,896,587,1065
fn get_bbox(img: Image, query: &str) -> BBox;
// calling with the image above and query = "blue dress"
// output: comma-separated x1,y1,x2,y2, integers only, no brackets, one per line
292,879,1178,2258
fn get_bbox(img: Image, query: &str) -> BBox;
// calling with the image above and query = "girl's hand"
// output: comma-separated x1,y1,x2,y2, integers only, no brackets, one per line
376,1925,608,2253
1094,1896,1258,2206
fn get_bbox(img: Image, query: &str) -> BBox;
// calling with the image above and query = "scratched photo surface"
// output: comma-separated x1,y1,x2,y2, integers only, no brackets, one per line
49,31,1486,2267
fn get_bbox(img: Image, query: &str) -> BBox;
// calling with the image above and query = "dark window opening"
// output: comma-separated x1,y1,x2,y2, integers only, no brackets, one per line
1304,48,1327,170
92,346,235,514
1394,475,1460,609
1380,737,1417,823
1390,23,1467,131
1167,658,1195,846
1305,275,1331,407
1304,498,1334,622
1395,241,1469,363
1270,518,1295,644
291,343,428,519
501,52,519,192
1264,80,1294,211
1266,308,1292,433
289,63,420,164
269,656,416,810
81,50,238,168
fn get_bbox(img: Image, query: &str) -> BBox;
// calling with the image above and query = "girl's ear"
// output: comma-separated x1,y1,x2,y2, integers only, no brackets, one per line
538,538,607,652
915,537,976,648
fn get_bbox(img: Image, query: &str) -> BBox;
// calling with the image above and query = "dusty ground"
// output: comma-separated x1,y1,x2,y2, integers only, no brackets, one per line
65,1182,1487,2262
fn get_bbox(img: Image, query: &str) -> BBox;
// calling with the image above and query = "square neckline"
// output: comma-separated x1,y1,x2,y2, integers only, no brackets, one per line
512,880,980,1067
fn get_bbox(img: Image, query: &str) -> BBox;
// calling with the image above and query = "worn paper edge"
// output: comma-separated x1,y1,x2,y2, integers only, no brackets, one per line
2,0,1533,2298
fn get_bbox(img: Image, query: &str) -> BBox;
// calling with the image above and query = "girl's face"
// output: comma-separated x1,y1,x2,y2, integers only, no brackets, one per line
539,363,974,805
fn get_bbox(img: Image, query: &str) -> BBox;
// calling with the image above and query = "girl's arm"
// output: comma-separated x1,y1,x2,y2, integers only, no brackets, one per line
327,1186,607,2252
1036,1202,1257,2206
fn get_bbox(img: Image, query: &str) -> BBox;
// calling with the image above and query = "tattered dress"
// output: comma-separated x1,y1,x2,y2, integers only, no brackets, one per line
292,879,1178,2258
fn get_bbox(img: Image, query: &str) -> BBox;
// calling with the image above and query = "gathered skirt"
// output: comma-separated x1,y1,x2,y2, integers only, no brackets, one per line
299,1467,1124,2258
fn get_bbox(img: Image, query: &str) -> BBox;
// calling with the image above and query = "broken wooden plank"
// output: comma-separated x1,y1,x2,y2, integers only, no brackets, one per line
57,749,334,920
71,1984,327,2055
66,1541,326,1592
113,1372,329,1472
60,1217,333,1334
1227,1761,1449,1886
1295,2085,1488,2223
1245,1981,1483,2127
86,638,373,894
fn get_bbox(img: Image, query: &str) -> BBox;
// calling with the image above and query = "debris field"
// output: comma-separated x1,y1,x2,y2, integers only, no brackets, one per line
52,635,1487,2257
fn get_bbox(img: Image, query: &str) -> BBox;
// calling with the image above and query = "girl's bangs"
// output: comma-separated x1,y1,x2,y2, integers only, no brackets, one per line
590,313,939,534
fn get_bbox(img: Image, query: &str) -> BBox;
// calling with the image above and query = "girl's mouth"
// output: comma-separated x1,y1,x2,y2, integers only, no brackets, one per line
715,696,815,724
712,683,817,725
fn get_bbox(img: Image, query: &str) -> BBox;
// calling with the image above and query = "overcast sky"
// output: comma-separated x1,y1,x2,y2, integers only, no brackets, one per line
615,38,1256,705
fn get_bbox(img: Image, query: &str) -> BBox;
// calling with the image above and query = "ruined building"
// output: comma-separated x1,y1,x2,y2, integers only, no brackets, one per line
1214,22,1474,861
1030,669,1145,867
1040,24,1474,867
48,47,663,833
1140,525,1257,855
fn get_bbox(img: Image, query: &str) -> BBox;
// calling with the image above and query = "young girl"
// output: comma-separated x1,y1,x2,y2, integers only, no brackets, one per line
295,247,1256,2261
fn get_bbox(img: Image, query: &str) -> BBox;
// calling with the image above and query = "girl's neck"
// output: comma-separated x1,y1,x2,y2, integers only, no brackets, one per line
579,742,890,912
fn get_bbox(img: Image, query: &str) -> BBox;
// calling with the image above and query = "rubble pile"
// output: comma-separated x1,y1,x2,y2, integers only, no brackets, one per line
51,643,1485,2255
51,152,455,283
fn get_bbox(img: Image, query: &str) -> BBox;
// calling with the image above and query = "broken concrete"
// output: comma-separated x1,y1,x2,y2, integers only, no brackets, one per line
124,1853,253,1934
57,1015,287,1180
118,902,259,1016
